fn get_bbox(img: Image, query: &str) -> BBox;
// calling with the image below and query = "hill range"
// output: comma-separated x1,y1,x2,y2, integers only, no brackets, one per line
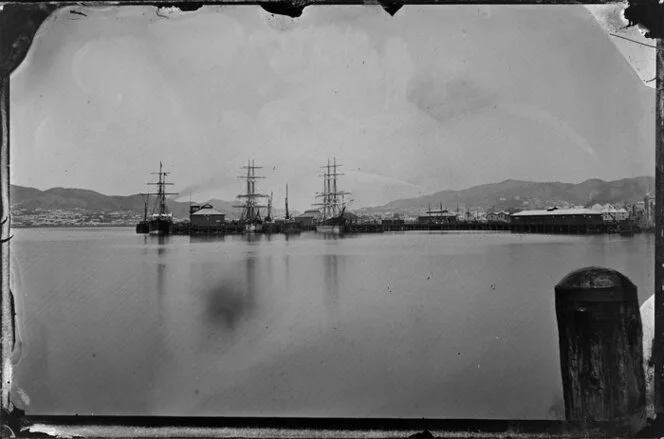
10,176,655,219
359,176,655,214
10,186,240,220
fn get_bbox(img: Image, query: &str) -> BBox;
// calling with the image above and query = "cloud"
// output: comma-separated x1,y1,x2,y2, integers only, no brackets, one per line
10,5,654,208
407,74,499,123
498,102,598,160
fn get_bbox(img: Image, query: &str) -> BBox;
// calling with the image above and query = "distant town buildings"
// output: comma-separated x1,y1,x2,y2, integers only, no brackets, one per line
11,207,143,227
10,191,658,231
589,203,629,222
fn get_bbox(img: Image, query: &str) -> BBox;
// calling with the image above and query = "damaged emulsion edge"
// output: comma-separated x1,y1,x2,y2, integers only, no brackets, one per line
0,0,663,437
0,3,59,435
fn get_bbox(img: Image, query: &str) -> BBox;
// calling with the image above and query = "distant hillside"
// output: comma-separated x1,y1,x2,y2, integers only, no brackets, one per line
11,176,655,219
373,176,654,213
10,185,239,220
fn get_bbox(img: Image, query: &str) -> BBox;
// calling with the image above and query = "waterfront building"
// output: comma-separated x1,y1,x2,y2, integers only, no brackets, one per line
591,204,630,222
417,211,457,224
486,211,511,223
295,209,322,227
511,207,604,228
190,204,226,227
382,218,405,227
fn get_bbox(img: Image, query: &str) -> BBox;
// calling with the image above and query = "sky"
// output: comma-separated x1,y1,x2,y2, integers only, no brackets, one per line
10,4,656,209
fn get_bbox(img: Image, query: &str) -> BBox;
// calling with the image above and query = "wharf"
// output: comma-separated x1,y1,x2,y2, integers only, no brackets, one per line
383,221,633,235
172,223,317,235
166,221,640,236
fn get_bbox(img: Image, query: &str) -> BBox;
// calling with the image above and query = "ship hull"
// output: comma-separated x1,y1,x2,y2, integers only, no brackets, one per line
245,223,263,233
136,221,149,234
316,214,347,234
149,218,173,235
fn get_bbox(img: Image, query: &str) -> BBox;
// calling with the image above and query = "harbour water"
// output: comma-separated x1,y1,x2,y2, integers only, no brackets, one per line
9,228,654,418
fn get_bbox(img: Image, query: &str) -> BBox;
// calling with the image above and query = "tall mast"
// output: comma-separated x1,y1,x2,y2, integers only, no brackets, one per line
314,157,350,220
159,162,164,215
235,159,268,222
147,162,176,216
333,158,338,217
325,158,330,219
285,183,290,220
140,193,150,221
247,160,252,219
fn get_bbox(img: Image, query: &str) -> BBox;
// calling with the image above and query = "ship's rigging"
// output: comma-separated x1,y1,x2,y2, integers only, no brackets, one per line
235,160,269,222
147,162,177,217
314,157,351,221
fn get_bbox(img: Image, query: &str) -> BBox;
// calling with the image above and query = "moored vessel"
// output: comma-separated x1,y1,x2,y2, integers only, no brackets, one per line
314,158,351,234
135,193,150,234
146,162,177,236
235,160,269,234
282,183,302,234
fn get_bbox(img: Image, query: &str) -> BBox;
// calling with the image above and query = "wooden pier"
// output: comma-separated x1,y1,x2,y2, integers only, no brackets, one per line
381,221,615,234
167,220,639,236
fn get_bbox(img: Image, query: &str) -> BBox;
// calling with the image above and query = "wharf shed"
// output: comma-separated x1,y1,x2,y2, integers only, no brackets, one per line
295,209,322,227
511,208,604,227
190,206,226,227
417,211,458,224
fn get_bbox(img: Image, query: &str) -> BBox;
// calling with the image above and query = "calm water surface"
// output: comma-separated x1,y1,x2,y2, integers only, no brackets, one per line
9,228,654,418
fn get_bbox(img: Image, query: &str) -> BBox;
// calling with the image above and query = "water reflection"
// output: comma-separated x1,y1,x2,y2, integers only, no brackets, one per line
12,229,656,418
189,235,230,244
324,253,340,316
204,255,258,332
245,233,261,245
284,253,291,292
156,236,169,309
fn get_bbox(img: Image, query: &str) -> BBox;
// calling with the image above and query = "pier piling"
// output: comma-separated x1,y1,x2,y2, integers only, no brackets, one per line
554,267,646,434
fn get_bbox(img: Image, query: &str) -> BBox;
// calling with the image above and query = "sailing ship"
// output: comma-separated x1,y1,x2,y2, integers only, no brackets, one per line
135,193,150,234
314,158,351,234
146,162,177,236
235,160,269,233
282,183,302,234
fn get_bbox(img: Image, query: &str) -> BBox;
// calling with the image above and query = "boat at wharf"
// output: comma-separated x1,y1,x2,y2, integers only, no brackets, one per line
314,158,351,234
135,162,177,235
235,160,269,233
282,183,302,234
136,192,150,233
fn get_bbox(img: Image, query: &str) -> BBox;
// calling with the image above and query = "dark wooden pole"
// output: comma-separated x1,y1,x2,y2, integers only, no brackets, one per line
0,59,9,418
0,5,59,434
555,267,646,433
654,38,664,421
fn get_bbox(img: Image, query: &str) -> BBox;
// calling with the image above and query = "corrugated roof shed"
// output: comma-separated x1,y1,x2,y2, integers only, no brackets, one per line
512,208,602,217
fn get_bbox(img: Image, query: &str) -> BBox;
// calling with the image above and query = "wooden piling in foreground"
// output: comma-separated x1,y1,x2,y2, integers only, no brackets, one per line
555,267,646,434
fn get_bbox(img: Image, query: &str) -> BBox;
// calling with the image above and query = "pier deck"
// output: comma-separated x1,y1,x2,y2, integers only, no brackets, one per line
166,221,638,236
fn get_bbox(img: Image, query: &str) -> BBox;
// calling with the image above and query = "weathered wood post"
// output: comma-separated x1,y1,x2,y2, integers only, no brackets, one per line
555,267,646,433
